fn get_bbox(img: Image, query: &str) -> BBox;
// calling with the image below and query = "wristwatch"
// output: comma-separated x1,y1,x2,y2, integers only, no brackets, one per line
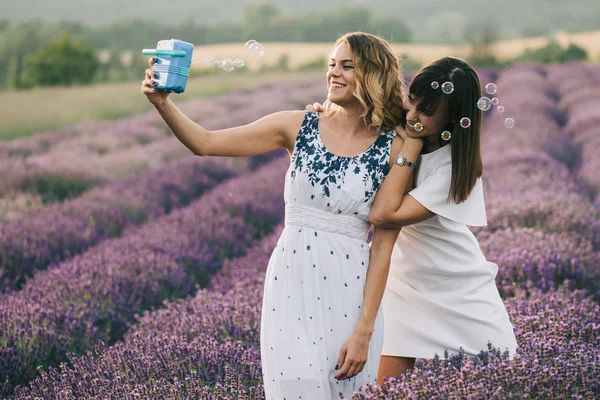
394,154,417,169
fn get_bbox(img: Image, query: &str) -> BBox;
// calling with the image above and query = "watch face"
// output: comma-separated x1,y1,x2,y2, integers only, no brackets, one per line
396,156,406,166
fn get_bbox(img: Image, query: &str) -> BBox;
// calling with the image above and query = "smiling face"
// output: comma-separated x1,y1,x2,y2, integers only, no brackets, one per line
325,42,357,106
404,94,450,138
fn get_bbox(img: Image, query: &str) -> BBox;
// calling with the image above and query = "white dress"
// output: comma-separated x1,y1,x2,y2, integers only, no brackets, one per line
382,145,518,359
261,112,395,399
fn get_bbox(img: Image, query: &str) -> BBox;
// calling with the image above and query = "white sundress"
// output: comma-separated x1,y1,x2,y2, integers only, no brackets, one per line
260,111,395,399
382,144,518,359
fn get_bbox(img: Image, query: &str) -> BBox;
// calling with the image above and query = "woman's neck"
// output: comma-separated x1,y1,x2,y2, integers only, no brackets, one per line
329,104,375,137
421,134,441,154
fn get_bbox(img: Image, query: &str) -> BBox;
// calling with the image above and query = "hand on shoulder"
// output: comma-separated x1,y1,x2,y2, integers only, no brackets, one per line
305,100,334,113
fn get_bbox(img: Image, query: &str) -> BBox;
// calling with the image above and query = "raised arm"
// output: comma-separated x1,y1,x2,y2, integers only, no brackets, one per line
142,58,300,157
369,128,434,228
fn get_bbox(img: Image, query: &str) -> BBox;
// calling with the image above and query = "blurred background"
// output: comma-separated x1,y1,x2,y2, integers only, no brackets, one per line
1,0,599,140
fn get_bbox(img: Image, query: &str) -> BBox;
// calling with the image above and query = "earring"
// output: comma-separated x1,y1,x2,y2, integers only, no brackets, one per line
441,130,451,141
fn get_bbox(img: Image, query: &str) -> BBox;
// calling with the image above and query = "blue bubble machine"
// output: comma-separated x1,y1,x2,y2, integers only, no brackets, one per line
142,39,194,93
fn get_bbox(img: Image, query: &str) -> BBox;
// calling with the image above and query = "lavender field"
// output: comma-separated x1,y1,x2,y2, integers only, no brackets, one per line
1,63,599,399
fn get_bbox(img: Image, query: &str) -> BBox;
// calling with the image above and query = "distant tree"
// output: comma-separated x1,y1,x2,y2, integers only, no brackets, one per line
2,21,47,89
465,20,500,67
516,39,588,63
22,32,99,87
0,19,10,32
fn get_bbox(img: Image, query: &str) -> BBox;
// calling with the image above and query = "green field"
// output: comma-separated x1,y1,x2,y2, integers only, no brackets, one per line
0,70,318,141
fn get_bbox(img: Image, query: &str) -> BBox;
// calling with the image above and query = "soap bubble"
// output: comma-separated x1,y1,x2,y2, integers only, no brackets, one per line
504,118,515,128
233,58,246,68
497,106,505,113
222,59,235,72
441,81,454,94
414,122,424,132
248,42,264,57
485,83,497,95
477,97,492,111
431,81,439,90
441,130,452,140
215,60,224,69
201,56,217,66
245,40,258,48
460,117,471,128
491,97,499,105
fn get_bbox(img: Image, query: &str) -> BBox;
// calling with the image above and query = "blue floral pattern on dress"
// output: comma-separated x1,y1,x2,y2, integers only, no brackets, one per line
291,112,394,202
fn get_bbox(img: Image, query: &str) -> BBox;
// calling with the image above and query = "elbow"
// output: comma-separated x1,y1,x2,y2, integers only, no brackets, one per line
368,210,390,227
368,210,404,228
191,140,212,157
192,147,207,157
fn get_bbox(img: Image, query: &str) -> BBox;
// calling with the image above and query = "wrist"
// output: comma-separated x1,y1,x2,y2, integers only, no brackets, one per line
394,154,417,169
152,96,172,110
354,321,374,338
401,139,423,153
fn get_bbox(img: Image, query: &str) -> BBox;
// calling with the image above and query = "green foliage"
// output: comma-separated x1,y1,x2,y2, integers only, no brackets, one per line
80,4,410,49
22,32,99,87
297,57,327,72
19,174,99,204
515,39,588,63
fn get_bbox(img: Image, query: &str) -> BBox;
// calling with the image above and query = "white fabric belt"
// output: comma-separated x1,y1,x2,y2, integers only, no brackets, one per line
285,203,370,241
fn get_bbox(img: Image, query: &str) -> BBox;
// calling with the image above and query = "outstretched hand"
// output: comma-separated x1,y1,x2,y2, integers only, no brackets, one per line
141,57,171,106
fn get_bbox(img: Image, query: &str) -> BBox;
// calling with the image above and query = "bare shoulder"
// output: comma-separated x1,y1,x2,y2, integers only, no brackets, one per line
269,110,307,150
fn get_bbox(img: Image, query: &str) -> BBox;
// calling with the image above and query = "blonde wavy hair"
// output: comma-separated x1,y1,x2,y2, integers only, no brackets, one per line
332,32,405,132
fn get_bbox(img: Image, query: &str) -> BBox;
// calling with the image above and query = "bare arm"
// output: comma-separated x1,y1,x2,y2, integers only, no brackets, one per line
155,99,299,157
369,129,434,228
356,226,401,335
335,226,401,379
142,59,300,157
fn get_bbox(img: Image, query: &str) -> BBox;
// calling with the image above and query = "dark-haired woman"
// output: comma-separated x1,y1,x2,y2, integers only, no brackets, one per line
368,57,518,381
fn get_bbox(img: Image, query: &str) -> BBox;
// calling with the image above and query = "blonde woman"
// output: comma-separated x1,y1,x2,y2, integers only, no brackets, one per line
142,32,406,399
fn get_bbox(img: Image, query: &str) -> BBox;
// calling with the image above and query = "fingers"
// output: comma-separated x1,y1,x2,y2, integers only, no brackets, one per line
335,358,365,380
148,56,156,67
337,347,346,371
394,125,409,139
335,360,351,380
313,102,325,112
141,78,157,94
305,104,316,112
145,68,156,80
346,361,365,379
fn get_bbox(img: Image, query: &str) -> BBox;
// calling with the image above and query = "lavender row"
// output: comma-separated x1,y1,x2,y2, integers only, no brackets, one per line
0,148,285,292
0,76,325,200
0,157,239,291
10,64,600,398
348,286,600,399
12,226,283,399
482,67,563,156
0,75,322,160
0,156,288,396
15,233,600,398
550,65,600,192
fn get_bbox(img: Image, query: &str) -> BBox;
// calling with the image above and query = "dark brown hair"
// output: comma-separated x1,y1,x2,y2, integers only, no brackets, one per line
409,57,483,204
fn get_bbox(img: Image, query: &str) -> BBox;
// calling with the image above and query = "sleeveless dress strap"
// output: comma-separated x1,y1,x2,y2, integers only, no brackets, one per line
291,111,319,164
